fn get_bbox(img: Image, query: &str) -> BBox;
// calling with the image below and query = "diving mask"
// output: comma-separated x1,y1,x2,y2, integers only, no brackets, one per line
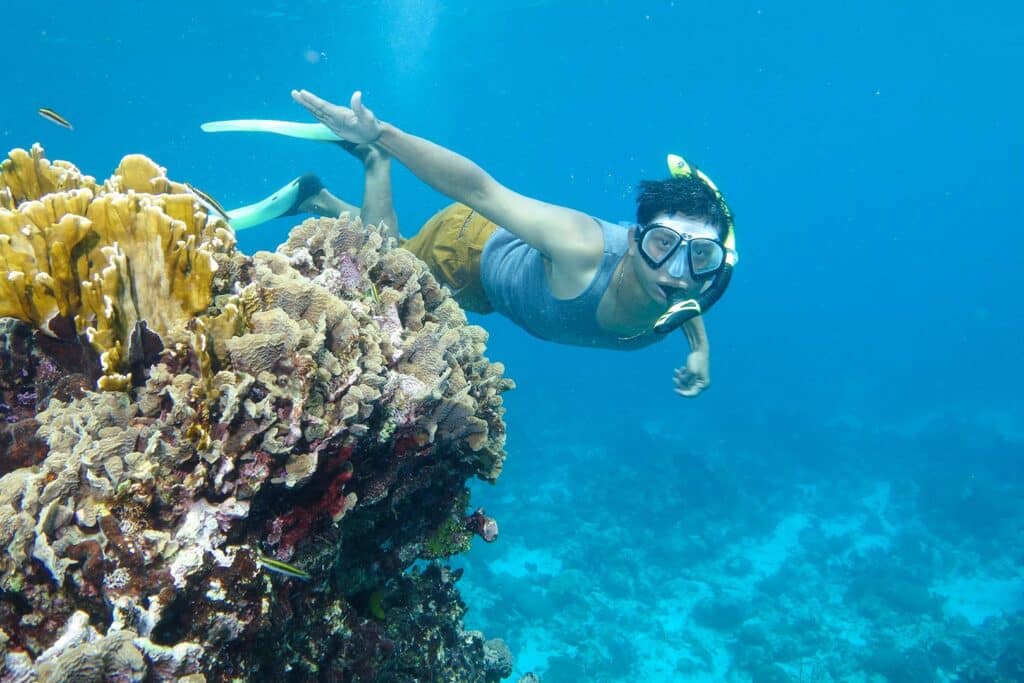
637,224,726,280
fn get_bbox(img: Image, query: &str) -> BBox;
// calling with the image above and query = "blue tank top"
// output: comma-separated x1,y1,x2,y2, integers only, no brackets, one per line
479,218,661,350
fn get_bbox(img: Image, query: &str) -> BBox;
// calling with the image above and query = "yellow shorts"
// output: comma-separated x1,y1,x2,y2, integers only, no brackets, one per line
401,203,497,314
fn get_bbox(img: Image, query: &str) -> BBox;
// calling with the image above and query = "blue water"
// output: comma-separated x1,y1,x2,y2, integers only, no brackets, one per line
6,1,1023,680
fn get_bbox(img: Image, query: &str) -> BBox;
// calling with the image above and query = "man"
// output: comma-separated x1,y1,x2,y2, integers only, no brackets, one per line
211,90,738,398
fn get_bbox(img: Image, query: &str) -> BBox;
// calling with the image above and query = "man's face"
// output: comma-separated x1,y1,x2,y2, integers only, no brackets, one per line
629,211,721,306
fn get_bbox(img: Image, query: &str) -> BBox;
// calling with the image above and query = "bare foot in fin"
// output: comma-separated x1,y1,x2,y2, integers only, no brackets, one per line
283,173,333,216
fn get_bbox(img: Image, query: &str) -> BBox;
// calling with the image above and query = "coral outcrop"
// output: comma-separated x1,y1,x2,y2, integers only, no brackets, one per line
0,146,514,681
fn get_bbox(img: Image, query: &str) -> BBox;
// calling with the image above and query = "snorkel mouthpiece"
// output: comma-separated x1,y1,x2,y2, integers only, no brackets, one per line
653,298,703,334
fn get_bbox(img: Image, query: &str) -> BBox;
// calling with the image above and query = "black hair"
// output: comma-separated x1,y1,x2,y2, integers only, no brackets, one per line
635,175,732,238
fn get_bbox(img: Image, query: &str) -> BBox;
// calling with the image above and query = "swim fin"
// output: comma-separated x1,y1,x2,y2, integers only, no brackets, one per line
226,173,325,231
201,119,342,142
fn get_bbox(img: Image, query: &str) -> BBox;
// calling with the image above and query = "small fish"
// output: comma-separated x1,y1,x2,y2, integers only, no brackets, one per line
38,107,73,130
186,183,231,221
257,554,311,581
368,281,380,305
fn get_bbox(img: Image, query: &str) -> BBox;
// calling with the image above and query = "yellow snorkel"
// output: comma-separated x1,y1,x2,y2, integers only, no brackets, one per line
652,154,738,334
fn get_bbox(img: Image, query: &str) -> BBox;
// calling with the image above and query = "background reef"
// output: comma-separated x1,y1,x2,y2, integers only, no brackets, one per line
0,146,514,682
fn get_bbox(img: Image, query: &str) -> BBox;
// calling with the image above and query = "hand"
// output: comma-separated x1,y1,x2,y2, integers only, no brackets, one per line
291,89,384,145
674,349,710,398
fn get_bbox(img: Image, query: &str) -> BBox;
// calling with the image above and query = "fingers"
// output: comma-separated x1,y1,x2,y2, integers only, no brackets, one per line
293,89,340,120
673,366,708,398
291,89,318,107
351,90,376,124
674,379,705,397
292,90,326,119
293,89,324,105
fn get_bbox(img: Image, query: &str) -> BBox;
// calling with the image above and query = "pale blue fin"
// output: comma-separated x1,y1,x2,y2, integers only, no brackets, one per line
226,177,303,231
225,173,326,231
201,119,342,142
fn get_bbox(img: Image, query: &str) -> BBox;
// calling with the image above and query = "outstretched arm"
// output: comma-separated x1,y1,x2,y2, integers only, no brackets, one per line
292,90,599,264
673,316,711,398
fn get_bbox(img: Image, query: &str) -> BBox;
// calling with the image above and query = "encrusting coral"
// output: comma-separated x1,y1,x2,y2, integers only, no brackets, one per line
0,146,514,682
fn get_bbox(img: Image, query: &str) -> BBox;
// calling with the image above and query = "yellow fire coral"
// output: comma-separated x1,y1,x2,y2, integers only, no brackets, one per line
0,144,236,390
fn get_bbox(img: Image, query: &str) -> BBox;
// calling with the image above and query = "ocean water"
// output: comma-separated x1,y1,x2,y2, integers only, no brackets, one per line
5,1,1023,681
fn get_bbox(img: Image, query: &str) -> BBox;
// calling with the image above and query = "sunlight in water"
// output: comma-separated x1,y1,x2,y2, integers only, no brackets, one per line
380,0,441,75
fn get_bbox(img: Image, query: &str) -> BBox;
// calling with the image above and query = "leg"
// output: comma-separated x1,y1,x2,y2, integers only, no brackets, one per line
336,141,399,240
225,173,359,231
225,142,399,238
293,175,358,217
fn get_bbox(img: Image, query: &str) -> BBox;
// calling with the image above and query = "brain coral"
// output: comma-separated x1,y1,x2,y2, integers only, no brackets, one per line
0,146,514,682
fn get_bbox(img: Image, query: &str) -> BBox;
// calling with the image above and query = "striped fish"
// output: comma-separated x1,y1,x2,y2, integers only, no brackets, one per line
38,108,73,130
257,554,311,581
186,183,231,221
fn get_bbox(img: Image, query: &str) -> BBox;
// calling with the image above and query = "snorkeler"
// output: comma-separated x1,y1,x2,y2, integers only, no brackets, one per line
207,90,738,398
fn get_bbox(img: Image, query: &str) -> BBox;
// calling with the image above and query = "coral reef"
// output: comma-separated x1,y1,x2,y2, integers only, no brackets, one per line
0,146,514,681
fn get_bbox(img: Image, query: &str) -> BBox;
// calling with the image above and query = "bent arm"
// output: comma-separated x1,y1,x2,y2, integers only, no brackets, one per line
681,315,709,353
673,315,712,398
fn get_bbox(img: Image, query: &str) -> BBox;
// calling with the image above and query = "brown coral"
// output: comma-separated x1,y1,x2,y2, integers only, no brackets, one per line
0,148,514,681
274,215,512,479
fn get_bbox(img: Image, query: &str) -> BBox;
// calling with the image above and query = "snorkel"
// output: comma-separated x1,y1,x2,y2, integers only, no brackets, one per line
650,154,738,334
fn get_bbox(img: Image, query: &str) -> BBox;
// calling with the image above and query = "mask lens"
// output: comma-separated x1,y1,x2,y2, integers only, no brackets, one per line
689,238,725,277
640,226,681,265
